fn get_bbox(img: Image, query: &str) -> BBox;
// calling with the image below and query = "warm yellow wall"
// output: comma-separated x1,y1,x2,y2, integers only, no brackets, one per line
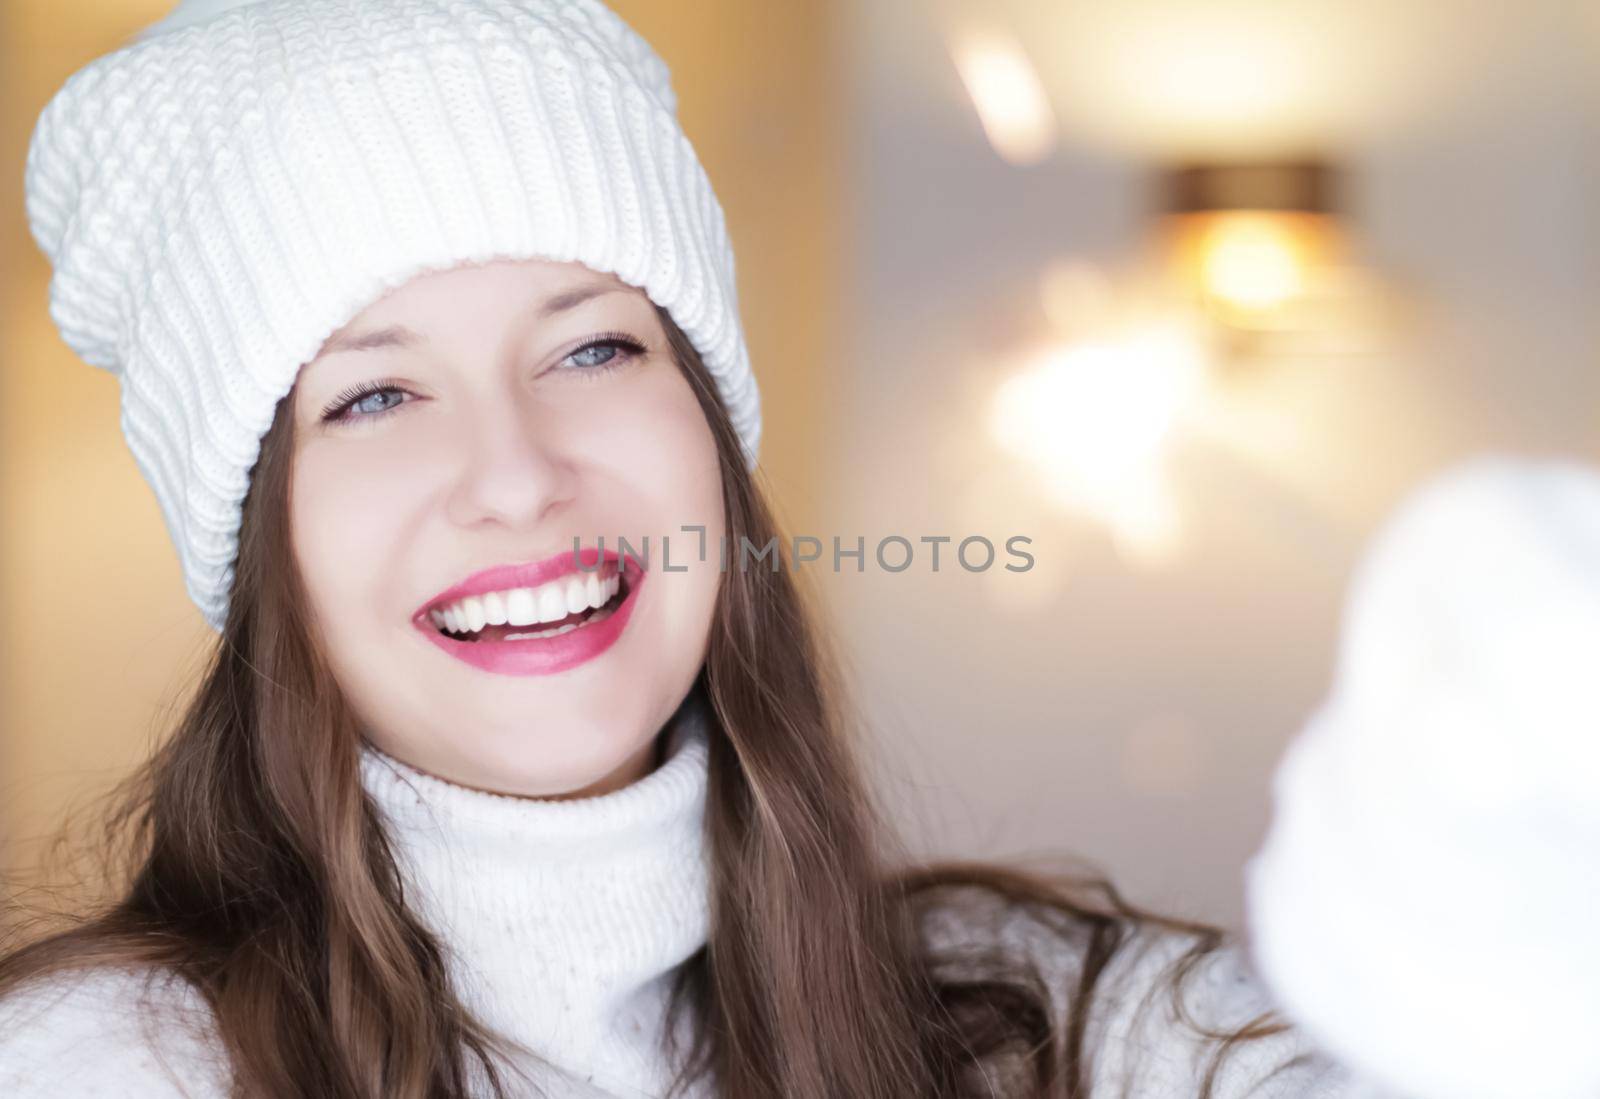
0,2,841,893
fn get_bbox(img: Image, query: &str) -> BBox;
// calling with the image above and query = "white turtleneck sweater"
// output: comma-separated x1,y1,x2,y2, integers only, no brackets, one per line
0,702,714,1099
357,702,713,1098
0,692,1358,1098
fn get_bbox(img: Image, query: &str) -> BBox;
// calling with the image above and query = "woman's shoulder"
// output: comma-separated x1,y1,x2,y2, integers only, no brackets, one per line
916,876,1363,1098
1081,918,1357,1098
0,963,231,1097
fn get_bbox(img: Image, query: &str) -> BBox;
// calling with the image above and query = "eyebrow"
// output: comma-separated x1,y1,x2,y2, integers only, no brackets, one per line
319,283,627,356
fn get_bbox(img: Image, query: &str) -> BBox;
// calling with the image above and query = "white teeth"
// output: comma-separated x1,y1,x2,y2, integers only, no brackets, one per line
466,600,618,642
430,566,624,636
504,621,580,641
481,591,508,626
505,587,538,626
536,585,566,623
565,577,588,615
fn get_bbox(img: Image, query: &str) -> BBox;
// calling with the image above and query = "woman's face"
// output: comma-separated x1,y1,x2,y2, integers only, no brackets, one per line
289,258,724,799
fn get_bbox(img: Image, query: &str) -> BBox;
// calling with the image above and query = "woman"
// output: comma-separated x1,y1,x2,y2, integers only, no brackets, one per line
1,1,1353,1095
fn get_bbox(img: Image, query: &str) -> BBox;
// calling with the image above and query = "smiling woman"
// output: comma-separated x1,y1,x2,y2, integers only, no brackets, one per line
1,1,1360,1097
288,260,725,799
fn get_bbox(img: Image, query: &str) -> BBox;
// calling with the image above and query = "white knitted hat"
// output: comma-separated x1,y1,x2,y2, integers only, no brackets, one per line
24,0,762,634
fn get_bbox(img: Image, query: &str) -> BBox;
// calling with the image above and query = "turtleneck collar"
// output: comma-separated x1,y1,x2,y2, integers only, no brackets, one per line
357,693,713,1098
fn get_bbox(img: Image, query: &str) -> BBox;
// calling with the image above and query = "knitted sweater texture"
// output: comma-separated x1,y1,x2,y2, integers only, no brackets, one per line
0,704,1361,1098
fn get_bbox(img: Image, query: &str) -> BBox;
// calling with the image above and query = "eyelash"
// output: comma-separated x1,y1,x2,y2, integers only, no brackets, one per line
318,333,648,426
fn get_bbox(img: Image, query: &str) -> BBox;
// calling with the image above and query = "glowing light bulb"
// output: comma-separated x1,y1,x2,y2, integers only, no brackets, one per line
1201,215,1304,310
1163,207,1347,328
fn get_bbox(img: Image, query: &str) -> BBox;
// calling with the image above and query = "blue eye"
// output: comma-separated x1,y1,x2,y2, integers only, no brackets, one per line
320,382,412,426
318,334,647,426
559,334,647,373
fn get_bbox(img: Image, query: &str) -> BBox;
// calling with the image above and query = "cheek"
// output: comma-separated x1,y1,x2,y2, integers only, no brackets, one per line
567,366,700,465
600,367,725,517
586,368,726,630
290,434,436,626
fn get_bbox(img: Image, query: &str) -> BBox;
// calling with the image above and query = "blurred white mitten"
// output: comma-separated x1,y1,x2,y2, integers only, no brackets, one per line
1244,454,1600,1099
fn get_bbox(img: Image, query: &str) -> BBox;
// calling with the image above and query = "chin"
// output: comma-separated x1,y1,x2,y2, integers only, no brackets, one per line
465,723,647,798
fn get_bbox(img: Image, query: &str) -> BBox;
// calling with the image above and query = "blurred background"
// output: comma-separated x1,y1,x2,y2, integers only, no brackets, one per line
3,0,1597,930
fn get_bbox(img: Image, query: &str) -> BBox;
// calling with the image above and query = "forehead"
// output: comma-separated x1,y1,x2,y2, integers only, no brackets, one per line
326,258,641,339
297,261,655,394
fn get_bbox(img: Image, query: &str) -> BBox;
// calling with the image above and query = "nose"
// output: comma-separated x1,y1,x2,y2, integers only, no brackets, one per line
444,394,576,532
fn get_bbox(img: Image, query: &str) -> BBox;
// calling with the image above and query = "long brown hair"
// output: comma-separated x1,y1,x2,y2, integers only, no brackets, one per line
1,303,1301,1097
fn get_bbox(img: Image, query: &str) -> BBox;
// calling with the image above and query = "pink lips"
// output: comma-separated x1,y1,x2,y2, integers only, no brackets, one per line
412,545,643,677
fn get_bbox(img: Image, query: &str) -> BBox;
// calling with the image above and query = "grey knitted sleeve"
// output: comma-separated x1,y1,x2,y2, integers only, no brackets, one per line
0,965,231,1098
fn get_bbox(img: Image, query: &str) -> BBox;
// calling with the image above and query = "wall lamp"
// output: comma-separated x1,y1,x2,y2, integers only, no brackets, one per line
1157,160,1349,339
